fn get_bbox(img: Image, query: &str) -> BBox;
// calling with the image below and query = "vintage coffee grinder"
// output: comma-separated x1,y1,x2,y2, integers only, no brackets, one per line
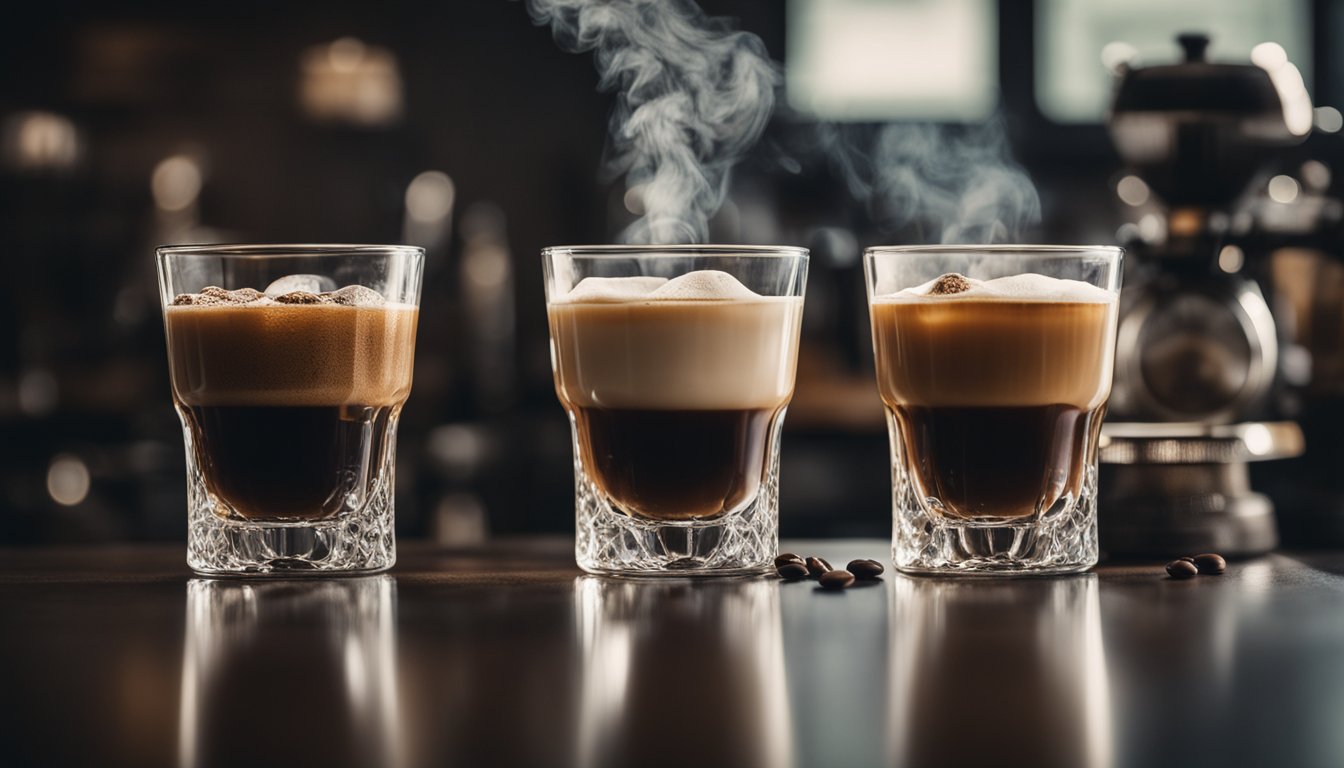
1099,34,1307,557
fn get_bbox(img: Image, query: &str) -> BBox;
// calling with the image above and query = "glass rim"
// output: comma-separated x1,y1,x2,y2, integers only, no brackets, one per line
542,244,808,258
156,243,425,259
865,244,1123,258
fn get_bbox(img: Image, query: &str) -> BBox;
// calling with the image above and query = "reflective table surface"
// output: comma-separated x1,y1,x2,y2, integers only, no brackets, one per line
2,540,1343,768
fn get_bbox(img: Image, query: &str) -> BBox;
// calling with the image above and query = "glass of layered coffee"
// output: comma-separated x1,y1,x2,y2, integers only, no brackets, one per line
157,244,422,575
544,245,807,575
866,245,1122,574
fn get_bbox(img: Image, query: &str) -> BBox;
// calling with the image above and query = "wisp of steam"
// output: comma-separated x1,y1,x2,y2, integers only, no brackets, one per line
526,0,778,244
818,119,1041,244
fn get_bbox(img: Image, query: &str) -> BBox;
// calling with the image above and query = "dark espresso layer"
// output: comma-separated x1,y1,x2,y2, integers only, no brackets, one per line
572,407,781,521
890,404,1105,520
181,404,398,521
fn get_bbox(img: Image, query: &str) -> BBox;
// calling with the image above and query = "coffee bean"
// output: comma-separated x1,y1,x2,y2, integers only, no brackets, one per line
1178,556,1195,563
775,553,805,568
819,570,855,590
1192,553,1226,575
847,559,885,580
777,563,809,581
1165,559,1198,579
805,556,832,578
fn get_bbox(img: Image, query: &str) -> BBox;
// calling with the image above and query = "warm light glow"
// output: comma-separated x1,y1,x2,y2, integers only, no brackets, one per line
1300,160,1331,191
1267,174,1300,204
17,114,77,165
151,155,203,212
300,38,403,126
47,454,90,506
1137,212,1165,243
1271,62,1313,136
1168,208,1203,237
1115,175,1150,207
405,171,455,222
1243,423,1273,455
4,111,80,170
18,369,57,416
1314,106,1343,133
328,37,367,73
1250,42,1288,70
1218,245,1245,273
1251,42,1312,136
464,246,510,289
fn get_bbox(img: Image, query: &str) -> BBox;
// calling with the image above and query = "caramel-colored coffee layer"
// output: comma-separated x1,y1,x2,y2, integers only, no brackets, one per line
871,299,1116,409
549,298,803,411
165,303,418,407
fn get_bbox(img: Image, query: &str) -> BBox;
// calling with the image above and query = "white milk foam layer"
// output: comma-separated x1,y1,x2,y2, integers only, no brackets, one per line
548,270,801,410
884,273,1113,303
557,270,761,303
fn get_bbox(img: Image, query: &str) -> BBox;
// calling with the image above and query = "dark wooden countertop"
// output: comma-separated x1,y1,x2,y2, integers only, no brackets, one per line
2,540,1343,768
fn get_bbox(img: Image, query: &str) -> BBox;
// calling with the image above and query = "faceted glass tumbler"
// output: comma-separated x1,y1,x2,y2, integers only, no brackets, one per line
865,245,1123,575
157,244,423,575
544,245,808,576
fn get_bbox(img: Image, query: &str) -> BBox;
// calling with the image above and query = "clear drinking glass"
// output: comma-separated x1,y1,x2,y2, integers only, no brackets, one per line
157,244,423,575
543,245,808,575
865,245,1122,574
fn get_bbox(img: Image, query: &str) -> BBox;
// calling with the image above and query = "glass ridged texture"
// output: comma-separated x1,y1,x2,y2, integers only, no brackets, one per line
157,244,423,575
865,245,1123,574
544,245,808,576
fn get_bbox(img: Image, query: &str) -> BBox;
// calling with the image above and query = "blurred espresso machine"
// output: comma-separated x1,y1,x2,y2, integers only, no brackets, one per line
1099,34,1309,557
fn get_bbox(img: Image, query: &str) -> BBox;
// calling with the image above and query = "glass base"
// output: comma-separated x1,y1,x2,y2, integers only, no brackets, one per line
184,439,396,576
573,454,779,577
891,464,1099,576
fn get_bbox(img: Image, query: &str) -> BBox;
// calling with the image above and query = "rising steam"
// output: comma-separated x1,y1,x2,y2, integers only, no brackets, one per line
526,0,778,244
528,0,1039,244
818,119,1041,244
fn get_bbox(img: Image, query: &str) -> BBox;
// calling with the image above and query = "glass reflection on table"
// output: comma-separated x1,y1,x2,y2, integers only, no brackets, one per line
887,574,1113,768
177,577,401,768
574,577,793,768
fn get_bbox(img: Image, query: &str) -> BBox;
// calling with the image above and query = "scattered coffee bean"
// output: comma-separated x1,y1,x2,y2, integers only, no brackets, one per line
805,556,832,578
1192,553,1226,575
847,559,885,580
1178,556,1195,563
819,570,855,590
777,563,809,581
1165,559,1198,579
775,552,805,568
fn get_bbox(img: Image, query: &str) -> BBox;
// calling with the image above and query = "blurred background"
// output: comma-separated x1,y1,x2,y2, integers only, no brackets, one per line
4,0,1344,549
